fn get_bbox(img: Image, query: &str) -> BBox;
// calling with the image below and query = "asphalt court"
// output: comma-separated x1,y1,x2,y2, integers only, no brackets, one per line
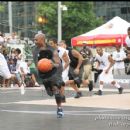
0,86,130,130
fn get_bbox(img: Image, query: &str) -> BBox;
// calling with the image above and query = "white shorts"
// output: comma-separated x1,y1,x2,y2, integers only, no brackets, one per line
0,67,12,79
99,69,114,83
62,66,69,82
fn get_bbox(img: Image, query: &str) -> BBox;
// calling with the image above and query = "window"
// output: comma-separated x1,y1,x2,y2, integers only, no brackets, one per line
121,7,127,14
121,7,130,14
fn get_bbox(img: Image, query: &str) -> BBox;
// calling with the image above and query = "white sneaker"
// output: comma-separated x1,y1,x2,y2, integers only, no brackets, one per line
35,82,40,87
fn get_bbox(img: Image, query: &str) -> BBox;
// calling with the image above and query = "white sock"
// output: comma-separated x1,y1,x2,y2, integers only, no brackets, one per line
99,84,103,91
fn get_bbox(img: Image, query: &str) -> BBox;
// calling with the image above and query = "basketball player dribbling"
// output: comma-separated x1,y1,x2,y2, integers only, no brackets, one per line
33,33,64,118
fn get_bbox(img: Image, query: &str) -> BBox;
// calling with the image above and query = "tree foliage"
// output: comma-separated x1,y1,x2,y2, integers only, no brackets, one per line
0,4,4,12
36,2,104,45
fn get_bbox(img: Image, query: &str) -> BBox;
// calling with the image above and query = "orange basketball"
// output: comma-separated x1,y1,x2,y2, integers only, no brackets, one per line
37,58,53,72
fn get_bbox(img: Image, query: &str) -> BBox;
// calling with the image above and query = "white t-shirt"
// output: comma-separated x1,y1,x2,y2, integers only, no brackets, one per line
112,50,126,69
95,52,111,70
0,36,4,44
58,46,70,68
0,53,11,79
96,52,114,83
58,46,70,82
125,36,130,47
8,38,18,44
19,61,30,74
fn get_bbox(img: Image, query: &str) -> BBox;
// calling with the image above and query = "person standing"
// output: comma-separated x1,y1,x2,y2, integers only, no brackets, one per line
112,45,126,76
33,33,64,118
125,27,130,53
124,53,130,75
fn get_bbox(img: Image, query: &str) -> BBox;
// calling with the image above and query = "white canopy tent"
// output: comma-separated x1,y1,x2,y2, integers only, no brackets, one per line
71,16,130,47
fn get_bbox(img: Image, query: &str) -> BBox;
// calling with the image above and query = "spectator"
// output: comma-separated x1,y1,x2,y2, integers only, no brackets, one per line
124,53,130,75
19,60,39,87
9,48,16,60
112,45,126,76
8,32,18,44
8,58,21,87
0,32,5,45
79,43,94,92
125,27,130,51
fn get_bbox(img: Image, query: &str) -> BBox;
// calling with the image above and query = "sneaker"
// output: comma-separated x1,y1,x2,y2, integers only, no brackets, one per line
74,91,82,98
88,81,93,92
95,90,103,95
57,108,64,118
35,82,40,87
61,95,66,103
118,87,123,94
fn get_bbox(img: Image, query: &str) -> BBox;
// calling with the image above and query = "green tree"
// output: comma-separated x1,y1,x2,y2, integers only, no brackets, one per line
0,4,4,12
36,2,104,46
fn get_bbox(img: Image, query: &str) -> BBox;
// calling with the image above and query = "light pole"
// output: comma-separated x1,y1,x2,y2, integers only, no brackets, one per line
8,2,13,34
58,2,67,43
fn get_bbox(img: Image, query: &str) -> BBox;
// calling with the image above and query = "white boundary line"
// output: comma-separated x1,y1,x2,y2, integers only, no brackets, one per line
1,109,130,116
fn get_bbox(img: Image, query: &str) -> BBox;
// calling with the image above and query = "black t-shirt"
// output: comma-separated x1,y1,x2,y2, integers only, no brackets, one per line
33,45,57,78
67,48,79,69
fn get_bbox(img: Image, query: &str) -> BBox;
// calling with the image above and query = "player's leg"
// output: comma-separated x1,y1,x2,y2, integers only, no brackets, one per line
43,81,54,96
111,81,123,94
68,67,82,98
52,85,64,118
82,64,94,91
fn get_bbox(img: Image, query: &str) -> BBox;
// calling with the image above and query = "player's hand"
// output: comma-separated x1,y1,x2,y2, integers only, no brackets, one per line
51,61,59,68
50,61,55,68
105,69,109,74
74,68,80,75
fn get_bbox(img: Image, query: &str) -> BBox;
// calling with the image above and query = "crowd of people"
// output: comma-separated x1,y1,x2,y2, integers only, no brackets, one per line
0,27,130,118
0,31,39,88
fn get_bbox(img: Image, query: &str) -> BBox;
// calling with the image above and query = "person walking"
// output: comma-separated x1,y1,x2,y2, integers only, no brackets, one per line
79,44,94,92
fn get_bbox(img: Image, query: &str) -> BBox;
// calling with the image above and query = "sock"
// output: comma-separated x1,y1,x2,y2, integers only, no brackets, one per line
99,84,103,91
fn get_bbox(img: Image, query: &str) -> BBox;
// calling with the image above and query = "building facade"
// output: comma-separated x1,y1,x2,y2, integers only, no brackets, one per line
94,1,130,22
0,1,38,39
0,1,130,40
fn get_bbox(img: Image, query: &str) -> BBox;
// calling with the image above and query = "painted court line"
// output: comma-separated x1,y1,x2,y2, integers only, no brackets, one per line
1,109,130,117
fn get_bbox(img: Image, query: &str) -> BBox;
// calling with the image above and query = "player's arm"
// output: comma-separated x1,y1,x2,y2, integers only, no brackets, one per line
62,51,70,71
71,49,83,74
52,50,62,68
105,55,115,73
72,49,83,69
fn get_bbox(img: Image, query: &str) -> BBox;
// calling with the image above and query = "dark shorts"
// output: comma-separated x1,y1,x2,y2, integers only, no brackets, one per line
68,66,83,80
42,66,64,90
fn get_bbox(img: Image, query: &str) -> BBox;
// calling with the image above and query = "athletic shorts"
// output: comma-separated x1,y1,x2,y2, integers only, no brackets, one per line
68,66,83,80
